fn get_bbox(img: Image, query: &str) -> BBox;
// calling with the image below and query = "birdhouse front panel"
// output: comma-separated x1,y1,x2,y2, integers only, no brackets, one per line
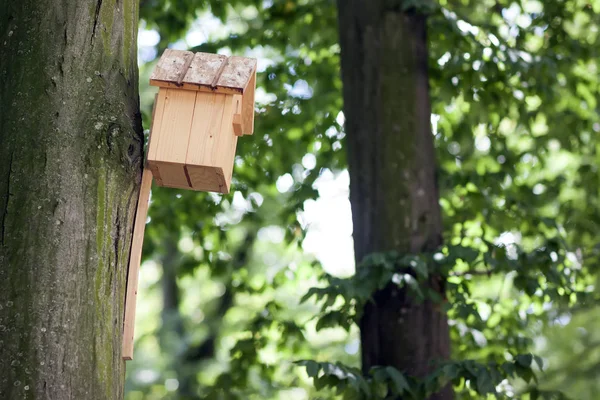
147,49,257,194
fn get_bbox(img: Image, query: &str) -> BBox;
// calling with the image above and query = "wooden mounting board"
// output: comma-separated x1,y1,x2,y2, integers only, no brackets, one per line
122,168,153,360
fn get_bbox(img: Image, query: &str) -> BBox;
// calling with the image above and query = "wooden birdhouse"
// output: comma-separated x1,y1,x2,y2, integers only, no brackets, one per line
122,50,257,360
147,49,257,193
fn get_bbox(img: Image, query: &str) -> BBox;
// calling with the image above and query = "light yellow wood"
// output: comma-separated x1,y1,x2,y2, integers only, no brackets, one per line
122,168,153,360
242,71,256,135
154,88,196,164
186,93,237,193
232,94,243,136
219,97,238,189
186,92,226,166
146,89,167,162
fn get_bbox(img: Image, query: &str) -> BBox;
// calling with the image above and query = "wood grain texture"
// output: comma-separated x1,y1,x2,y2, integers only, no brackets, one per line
147,89,196,189
122,169,153,360
215,95,238,192
186,92,226,166
153,88,196,164
147,89,167,162
186,93,237,193
241,72,256,135
232,94,243,136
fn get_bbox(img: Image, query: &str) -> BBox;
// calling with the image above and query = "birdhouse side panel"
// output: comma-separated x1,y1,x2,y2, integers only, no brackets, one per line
214,95,238,192
242,72,256,135
217,96,238,189
147,89,168,162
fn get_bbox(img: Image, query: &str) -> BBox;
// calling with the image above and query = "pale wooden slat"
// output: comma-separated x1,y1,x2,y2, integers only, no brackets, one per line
148,88,196,188
186,93,237,193
146,89,167,162
147,93,158,144
149,48,195,86
232,94,243,136
122,168,153,360
241,71,256,135
154,88,196,164
217,95,238,190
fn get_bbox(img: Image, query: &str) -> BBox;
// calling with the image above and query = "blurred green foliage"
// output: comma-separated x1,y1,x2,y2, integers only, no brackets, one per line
126,0,600,399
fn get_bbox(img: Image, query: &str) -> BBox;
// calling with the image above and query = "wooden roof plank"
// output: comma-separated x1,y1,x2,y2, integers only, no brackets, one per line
149,49,195,86
215,56,257,93
182,52,228,88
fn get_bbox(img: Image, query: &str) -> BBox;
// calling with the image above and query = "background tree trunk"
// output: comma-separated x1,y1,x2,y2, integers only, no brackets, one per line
337,1,452,398
0,1,142,398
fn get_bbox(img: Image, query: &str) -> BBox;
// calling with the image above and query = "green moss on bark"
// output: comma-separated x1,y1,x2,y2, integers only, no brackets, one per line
0,1,142,399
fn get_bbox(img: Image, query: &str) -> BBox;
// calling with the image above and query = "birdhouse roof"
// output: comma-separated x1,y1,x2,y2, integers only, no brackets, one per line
150,49,257,95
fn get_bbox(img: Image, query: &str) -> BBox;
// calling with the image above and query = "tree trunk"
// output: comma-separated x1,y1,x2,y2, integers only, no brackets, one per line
337,1,451,398
0,1,142,399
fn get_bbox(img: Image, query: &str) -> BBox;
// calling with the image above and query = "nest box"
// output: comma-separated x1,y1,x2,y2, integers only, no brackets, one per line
147,49,257,193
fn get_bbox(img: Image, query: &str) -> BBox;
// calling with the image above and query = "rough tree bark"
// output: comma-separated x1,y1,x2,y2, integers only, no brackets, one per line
0,1,142,399
337,1,451,399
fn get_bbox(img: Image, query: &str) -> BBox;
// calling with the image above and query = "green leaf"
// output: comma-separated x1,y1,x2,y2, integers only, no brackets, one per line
516,354,533,368
475,368,495,395
442,363,459,380
386,367,410,395
533,355,544,370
